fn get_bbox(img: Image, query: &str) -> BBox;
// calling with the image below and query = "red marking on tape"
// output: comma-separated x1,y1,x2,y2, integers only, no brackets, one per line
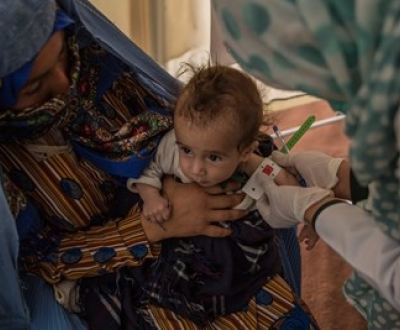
263,165,274,176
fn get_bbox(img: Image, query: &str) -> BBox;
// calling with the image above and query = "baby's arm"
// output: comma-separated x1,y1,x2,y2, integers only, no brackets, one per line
127,130,177,224
244,153,299,186
136,183,170,223
246,154,319,248
273,166,299,186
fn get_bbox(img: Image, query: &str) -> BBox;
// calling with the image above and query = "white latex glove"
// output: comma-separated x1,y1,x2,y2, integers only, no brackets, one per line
271,151,344,190
256,176,333,228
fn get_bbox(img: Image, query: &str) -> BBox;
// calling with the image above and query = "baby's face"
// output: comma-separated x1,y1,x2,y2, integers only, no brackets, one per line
174,115,245,187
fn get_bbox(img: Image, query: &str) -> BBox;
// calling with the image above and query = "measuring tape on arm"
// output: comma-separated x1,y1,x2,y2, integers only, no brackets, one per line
242,115,315,200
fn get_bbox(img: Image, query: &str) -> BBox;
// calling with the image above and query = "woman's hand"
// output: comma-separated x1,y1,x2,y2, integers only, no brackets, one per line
142,176,248,242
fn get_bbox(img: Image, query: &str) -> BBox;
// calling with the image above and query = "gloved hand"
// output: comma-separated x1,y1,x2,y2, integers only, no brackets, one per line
271,150,344,190
256,176,333,228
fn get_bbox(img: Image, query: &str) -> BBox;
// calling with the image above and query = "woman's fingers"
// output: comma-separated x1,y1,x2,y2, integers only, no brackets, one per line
162,206,170,221
156,176,249,241
205,192,245,210
204,181,242,195
200,224,233,237
206,208,248,222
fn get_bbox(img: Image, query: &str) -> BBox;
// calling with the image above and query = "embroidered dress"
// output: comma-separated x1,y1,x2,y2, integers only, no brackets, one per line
0,17,318,330
0,31,172,282
212,0,400,328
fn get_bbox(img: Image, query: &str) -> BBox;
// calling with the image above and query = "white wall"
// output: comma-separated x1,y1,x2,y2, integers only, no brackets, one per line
89,0,303,102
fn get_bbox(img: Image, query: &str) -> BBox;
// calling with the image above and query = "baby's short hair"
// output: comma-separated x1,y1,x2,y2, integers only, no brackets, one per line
175,63,264,151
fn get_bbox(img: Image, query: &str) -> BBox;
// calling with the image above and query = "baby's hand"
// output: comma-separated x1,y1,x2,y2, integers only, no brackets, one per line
142,195,170,224
298,224,319,250
273,167,299,186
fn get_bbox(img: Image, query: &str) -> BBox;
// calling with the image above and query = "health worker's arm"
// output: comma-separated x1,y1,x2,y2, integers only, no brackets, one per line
308,201,400,311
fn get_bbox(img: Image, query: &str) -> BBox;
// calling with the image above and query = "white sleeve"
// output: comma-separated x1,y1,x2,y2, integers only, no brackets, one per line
315,203,400,311
127,130,177,192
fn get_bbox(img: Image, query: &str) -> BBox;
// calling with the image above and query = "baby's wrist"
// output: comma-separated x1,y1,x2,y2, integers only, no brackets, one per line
242,157,282,200
141,214,166,243
274,169,299,186
141,189,163,203
242,154,263,176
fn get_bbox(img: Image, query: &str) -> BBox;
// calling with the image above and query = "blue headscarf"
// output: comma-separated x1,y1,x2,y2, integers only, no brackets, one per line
0,10,74,109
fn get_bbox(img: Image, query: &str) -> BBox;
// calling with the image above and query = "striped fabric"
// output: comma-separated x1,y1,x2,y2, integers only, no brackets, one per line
149,275,313,328
0,36,168,283
83,274,318,329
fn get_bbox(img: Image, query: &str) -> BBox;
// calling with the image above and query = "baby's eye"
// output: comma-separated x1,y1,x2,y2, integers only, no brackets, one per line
180,146,192,155
208,154,222,162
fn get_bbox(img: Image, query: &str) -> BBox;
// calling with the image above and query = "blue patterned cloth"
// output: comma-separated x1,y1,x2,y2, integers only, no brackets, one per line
0,10,74,109
212,1,400,328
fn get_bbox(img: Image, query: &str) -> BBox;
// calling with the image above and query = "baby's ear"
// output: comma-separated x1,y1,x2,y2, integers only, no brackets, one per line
241,141,259,161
